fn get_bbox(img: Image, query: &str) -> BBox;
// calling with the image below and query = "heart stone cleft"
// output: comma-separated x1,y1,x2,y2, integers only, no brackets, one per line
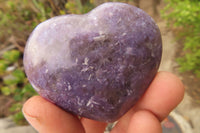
23,2,162,122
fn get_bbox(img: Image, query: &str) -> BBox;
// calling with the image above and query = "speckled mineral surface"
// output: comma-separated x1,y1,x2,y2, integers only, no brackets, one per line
24,2,162,122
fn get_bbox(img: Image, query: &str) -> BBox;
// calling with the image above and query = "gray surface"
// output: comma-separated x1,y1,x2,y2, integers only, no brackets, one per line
0,117,36,133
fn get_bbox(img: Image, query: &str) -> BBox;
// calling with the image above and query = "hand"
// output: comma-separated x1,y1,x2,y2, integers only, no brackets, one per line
22,71,184,133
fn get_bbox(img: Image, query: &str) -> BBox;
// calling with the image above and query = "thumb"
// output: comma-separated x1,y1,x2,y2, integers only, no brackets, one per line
22,96,85,133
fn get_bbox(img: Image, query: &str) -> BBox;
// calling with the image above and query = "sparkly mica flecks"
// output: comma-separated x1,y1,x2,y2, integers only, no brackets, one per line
24,2,162,122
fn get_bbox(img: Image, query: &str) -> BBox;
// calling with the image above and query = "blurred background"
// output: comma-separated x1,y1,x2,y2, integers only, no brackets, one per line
0,0,199,133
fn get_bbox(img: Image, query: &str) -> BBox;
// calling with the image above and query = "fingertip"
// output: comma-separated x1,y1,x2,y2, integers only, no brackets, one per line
22,96,44,119
137,71,185,121
157,71,185,96
128,110,162,133
156,71,185,107
22,96,46,132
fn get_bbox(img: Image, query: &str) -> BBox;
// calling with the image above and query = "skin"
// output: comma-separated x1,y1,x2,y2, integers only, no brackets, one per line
22,71,184,133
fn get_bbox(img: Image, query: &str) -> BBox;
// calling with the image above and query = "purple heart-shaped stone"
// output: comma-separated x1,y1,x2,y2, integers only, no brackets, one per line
24,2,162,122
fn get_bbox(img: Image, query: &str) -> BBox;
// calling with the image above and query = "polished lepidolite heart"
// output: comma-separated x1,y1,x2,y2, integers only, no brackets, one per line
24,2,162,122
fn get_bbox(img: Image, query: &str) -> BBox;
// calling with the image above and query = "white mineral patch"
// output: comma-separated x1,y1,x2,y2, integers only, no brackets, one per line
122,32,127,36
75,58,78,64
45,69,48,73
67,83,72,90
127,89,133,96
51,23,57,28
81,67,89,72
82,57,89,65
141,21,146,27
82,84,86,87
27,16,94,71
30,82,40,92
86,97,100,107
109,12,113,16
88,74,92,80
125,47,134,55
93,34,106,42
117,18,122,24
77,97,84,106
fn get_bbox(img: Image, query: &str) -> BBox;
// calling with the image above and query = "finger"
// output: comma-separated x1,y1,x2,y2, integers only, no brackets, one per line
111,71,184,133
135,71,184,120
81,118,107,133
127,110,162,133
22,96,85,133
